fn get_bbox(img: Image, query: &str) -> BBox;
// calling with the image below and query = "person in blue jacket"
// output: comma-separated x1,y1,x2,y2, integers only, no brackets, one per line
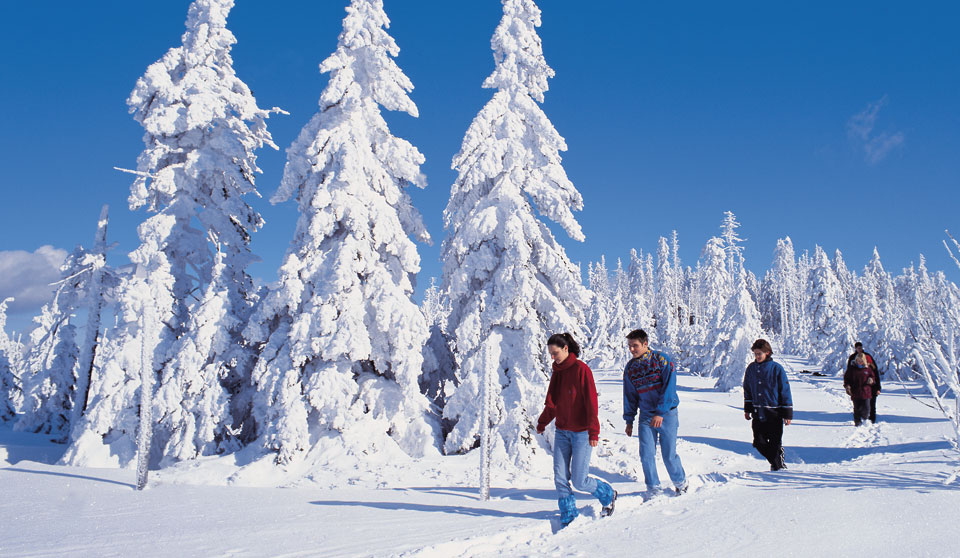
743,339,793,471
622,329,688,497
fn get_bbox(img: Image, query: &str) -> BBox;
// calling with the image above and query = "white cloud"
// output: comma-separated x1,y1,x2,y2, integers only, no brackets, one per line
0,246,68,315
846,96,905,164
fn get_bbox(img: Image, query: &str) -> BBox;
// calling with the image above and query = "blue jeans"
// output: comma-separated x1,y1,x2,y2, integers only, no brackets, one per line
553,429,600,498
636,407,686,489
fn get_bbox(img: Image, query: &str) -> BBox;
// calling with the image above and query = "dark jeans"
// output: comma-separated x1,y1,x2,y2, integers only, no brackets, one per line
852,398,872,426
869,393,878,423
751,417,785,469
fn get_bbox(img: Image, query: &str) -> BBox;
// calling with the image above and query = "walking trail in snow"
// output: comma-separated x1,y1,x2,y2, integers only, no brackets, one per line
1,356,957,557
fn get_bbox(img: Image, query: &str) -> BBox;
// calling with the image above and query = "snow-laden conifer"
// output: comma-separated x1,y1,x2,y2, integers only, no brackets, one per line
0,298,20,421
18,207,116,441
243,0,435,464
805,246,850,369
713,265,763,391
655,237,680,354
420,279,457,411
69,0,278,466
440,0,589,468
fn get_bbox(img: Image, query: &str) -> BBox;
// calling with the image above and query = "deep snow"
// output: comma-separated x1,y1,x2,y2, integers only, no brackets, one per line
1,356,957,557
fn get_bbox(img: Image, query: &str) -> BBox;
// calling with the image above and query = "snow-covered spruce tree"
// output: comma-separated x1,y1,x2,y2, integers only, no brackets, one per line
713,264,763,391
242,0,436,464
585,257,614,369
19,207,116,441
766,237,798,345
817,249,858,373
68,0,277,467
70,205,113,439
440,0,589,468
805,246,851,371
420,278,457,412
627,248,653,332
690,237,730,356
0,298,20,421
655,237,680,354
588,260,631,371
720,211,745,279
140,0,279,461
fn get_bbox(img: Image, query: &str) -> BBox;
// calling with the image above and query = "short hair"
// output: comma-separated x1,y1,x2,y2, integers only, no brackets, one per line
854,341,863,348
626,329,648,343
751,338,773,356
547,332,581,357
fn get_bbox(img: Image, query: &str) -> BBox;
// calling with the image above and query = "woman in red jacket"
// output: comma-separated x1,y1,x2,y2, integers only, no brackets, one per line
536,333,616,527
844,352,876,426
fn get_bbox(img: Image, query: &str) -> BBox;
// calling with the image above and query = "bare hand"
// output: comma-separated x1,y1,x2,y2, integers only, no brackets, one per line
625,424,633,437
784,419,792,426
650,416,663,428
536,426,544,435
744,412,751,420
589,439,598,447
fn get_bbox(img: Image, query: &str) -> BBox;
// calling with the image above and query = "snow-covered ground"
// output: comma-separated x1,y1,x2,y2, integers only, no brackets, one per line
2,356,957,557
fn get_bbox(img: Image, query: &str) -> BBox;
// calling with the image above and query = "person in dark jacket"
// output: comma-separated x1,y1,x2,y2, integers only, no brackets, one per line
743,339,793,471
847,342,881,423
622,329,688,497
537,333,616,527
844,351,877,426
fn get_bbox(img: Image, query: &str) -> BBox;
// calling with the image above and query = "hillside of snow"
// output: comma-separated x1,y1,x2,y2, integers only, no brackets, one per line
1,356,957,557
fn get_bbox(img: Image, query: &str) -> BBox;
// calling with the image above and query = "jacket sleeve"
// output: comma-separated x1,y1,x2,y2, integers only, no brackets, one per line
868,353,881,391
582,363,600,441
623,365,639,425
537,371,559,431
743,365,754,414
777,363,794,421
655,354,677,416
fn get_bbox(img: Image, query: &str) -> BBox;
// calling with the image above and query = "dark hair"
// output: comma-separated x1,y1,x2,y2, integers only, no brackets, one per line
854,341,863,348
626,329,648,343
751,339,773,356
547,332,580,357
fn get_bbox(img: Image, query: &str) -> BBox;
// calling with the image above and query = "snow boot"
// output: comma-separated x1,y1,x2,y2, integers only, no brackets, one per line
558,495,579,527
593,480,616,518
674,481,689,495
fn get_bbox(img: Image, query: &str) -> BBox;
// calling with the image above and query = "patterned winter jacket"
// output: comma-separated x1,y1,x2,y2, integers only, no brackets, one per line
743,358,794,422
622,349,680,424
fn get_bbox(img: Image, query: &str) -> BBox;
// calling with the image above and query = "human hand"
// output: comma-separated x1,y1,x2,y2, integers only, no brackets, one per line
784,419,792,426
625,424,633,437
744,412,751,420
589,439,598,448
536,426,544,435
650,416,663,428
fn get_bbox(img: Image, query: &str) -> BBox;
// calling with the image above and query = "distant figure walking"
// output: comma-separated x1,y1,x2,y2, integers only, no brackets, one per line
536,333,616,527
847,342,881,423
622,329,688,497
743,339,793,471
844,348,877,426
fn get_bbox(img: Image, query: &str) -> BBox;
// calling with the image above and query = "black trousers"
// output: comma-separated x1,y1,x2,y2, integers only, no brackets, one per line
751,417,784,469
852,398,872,426
869,393,878,423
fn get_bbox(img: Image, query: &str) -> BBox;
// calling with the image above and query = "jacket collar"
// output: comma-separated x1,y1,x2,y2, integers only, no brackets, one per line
553,353,579,372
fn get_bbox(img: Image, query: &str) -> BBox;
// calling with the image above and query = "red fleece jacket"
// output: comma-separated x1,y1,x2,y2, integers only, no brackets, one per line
537,354,600,441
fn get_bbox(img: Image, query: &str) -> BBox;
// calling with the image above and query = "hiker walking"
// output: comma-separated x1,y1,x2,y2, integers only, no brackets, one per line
847,342,881,423
743,339,793,471
536,333,616,527
622,329,688,498
844,347,877,426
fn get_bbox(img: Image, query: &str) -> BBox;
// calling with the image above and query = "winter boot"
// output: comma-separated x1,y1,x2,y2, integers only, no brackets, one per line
558,495,579,527
674,481,689,495
593,480,616,518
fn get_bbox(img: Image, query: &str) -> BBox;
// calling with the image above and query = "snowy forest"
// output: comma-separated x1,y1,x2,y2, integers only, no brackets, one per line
1,0,959,487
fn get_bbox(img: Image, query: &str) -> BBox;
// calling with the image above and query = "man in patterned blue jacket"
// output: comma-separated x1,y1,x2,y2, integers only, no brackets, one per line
622,329,688,497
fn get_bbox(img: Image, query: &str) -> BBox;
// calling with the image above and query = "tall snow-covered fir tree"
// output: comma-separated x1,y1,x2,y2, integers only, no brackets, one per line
655,237,680,354
242,0,436,464
0,298,20,421
713,264,763,391
18,206,116,441
66,0,277,467
805,246,850,370
440,0,589,468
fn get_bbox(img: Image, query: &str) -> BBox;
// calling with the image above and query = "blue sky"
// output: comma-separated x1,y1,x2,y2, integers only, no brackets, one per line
1,1,958,331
